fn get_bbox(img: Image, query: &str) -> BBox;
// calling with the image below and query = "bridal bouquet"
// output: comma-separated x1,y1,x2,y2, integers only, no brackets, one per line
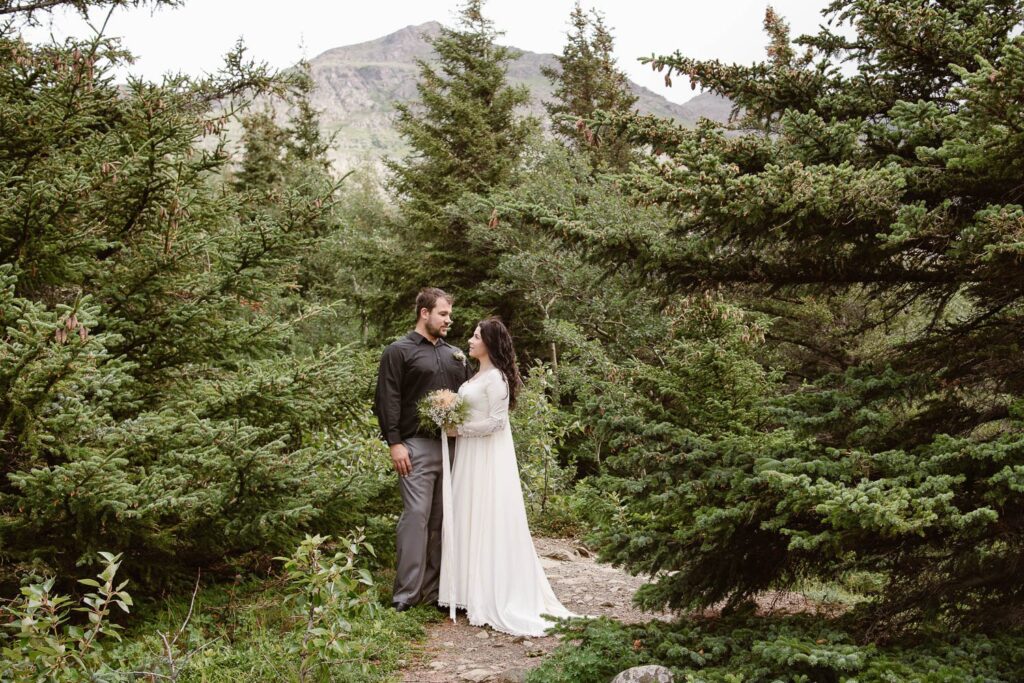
418,389,468,433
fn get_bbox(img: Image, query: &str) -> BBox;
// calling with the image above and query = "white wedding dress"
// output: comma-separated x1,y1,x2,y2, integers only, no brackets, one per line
438,367,575,636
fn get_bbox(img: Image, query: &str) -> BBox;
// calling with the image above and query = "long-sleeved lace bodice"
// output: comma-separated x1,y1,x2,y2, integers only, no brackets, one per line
456,368,509,437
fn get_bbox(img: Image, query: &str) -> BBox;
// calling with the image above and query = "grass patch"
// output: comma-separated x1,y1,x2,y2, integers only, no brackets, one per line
105,577,436,682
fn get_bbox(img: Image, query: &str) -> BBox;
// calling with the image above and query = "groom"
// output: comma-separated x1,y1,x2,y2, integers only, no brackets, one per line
374,287,470,611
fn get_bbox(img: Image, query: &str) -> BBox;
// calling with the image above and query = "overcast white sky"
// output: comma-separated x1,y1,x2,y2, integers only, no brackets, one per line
22,0,832,104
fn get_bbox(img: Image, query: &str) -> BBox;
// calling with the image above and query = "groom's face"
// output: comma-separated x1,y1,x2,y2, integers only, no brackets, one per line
422,301,452,339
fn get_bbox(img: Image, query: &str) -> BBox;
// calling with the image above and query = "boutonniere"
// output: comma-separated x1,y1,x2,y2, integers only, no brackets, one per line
453,349,466,365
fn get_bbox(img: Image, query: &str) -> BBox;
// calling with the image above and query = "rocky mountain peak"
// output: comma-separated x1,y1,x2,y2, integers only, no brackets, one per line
313,21,442,66
300,21,729,171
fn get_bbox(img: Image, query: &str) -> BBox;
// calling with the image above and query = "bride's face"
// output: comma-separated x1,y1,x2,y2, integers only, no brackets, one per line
468,325,488,361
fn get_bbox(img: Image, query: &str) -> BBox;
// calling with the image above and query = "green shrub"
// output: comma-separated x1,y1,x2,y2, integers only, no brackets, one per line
276,532,379,681
1,536,428,682
529,616,1024,683
527,490,587,538
513,365,579,523
1,552,132,682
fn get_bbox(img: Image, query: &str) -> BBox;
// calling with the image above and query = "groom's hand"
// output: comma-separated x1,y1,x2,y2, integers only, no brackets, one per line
390,443,412,477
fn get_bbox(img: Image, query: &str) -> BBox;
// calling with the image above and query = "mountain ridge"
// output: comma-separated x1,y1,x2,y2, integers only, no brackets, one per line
300,21,730,171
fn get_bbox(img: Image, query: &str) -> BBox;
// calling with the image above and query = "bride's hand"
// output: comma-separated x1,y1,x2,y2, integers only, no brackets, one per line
446,426,459,437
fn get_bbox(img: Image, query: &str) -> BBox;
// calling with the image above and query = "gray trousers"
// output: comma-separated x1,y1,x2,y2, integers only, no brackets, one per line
393,437,454,605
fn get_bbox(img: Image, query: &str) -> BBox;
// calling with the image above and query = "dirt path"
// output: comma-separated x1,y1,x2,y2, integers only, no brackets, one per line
398,537,667,683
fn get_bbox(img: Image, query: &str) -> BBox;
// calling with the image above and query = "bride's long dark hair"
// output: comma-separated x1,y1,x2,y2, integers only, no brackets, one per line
479,317,522,410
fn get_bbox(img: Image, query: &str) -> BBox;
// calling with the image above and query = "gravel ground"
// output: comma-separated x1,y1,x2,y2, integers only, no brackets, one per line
395,536,842,682
397,537,668,683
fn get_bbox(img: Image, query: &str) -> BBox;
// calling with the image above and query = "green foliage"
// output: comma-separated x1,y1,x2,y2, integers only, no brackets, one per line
511,365,578,522
156,601,427,683
109,557,430,683
12,1,1024,678
473,140,671,365
527,617,647,683
2,552,132,682
234,109,291,192
547,0,1024,631
295,165,400,346
542,2,638,169
276,532,379,682
559,296,787,611
0,27,393,587
161,608,427,683
386,0,538,317
1,538,427,682
529,615,1024,683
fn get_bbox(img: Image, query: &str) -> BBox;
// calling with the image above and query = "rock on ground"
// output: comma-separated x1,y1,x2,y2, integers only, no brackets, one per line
488,668,529,683
611,665,675,683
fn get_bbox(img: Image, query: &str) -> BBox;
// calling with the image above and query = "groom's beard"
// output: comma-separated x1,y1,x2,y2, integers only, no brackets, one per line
426,321,448,338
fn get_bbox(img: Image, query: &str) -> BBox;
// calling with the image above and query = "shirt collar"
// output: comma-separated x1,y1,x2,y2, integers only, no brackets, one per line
408,330,448,347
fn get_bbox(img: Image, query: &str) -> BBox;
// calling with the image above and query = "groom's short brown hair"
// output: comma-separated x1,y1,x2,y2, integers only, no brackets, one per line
415,287,453,319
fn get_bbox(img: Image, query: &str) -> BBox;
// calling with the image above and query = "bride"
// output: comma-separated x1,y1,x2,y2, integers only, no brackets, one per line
438,317,575,636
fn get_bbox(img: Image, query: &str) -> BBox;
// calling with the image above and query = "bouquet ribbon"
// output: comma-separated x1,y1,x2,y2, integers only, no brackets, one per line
441,434,456,622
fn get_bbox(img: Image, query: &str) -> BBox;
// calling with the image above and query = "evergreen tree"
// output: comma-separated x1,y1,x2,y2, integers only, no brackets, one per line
0,0,180,23
284,63,333,170
0,25,392,588
470,140,670,365
233,109,289,193
297,165,400,346
233,66,332,198
547,0,1024,632
542,2,638,169
386,0,537,320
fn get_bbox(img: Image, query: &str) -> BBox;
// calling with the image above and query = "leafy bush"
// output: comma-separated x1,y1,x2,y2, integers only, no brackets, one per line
2,552,132,682
1,535,426,682
276,532,379,681
512,365,579,522
529,616,1024,683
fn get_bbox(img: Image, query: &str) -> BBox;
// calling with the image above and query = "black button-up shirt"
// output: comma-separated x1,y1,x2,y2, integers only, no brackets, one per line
373,331,471,445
